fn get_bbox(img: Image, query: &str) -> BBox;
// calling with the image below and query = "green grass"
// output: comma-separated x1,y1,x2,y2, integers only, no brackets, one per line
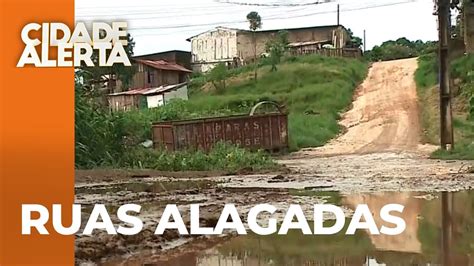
431,118,474,160
117,142,278,172
415,53,474,159
188,55,368,150
76,88,277,171
76,54,368,170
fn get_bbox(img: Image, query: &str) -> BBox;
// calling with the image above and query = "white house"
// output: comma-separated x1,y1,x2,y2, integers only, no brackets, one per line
108,82,188,111
186,25,350,73
142,83,189,108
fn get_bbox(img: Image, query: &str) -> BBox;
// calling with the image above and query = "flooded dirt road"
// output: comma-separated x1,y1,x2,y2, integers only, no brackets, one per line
156,191,474,266
75,181,474,266
75,164,474,265
75,58,474,265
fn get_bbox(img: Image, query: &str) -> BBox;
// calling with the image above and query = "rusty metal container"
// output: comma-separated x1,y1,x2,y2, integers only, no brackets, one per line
152,102,288,152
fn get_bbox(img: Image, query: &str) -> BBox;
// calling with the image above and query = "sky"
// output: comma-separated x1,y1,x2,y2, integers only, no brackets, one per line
75,0,439,56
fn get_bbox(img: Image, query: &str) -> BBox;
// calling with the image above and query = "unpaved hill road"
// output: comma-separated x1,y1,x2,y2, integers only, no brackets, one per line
280,58,473,179
302,57,435,156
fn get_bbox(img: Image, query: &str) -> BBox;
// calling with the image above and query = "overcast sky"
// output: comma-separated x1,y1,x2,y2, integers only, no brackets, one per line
75,0,439,56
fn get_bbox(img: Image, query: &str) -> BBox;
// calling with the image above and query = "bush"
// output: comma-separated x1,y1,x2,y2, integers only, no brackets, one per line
415,53,474,159
366,38,436,62
415,53,438,89
75,88,276,170
97,142,276,172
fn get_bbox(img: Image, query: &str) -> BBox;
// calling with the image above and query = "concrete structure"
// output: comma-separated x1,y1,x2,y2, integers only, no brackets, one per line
465,0,474,53
187,25,350,72
187,27,240,72
108,82,188,112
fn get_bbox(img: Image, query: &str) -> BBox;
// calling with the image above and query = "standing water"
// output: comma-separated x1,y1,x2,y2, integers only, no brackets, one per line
95,190,474,266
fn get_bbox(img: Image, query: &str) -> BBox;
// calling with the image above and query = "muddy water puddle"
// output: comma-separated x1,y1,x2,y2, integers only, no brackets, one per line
76,180,217,195
84,189,474,266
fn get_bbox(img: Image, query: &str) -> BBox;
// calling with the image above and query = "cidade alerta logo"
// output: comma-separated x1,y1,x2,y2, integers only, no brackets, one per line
17,22,131,67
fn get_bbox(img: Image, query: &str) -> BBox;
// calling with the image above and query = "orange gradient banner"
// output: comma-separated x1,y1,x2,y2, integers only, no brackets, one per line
0,0,75,264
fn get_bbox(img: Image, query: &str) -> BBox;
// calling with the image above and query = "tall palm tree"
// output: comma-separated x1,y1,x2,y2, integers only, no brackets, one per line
246,11,262,81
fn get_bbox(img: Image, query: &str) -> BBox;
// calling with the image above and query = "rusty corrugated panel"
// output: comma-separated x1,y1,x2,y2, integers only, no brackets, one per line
152,103,288,152
135,59,192,73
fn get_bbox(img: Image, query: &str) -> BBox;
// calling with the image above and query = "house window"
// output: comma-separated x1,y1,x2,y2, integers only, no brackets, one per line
138,63,144,72
147,71,154,84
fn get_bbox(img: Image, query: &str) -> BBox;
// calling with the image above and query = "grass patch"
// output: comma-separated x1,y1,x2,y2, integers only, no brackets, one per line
118,142,278,172
76,87,277,171
415,53,474,159
76,54,368,170
189,55,368,150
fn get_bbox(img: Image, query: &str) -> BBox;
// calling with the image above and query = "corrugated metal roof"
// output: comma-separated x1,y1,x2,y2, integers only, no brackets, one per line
109,82,187,96
135,59,192,73
288,40,330,47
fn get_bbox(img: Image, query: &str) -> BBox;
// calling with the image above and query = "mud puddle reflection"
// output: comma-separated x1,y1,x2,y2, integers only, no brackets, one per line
96,190,474,266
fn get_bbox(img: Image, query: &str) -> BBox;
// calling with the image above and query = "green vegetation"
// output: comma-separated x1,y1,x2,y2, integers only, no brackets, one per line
207,63,228,91
265,30,289,71
246,11,262,81
415,53,474,159
346,28,363,49
80,33,137,90
117,142,276,171
189,55,368,150
75,84,276,170
365,38,436,62
76,54,367,169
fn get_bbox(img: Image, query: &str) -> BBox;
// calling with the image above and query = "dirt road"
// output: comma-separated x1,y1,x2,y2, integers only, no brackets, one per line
280,58,471,179
296,58,436,157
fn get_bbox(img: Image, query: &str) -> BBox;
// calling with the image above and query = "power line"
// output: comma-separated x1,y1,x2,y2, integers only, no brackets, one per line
76,0,426,20
213,0,333,7
76,5,301,21
75,3,226,11
125,0,427,32
76,5,251,17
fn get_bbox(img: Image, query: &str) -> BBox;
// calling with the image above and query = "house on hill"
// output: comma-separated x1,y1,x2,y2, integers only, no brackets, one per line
108,82,189,112
107,52,193,111
133,50,192,69
110,58,192,92
187,25,351,72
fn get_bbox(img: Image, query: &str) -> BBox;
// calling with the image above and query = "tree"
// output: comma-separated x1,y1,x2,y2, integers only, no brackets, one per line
208,63,228,91
80,33,137,94
364,38,436,61
246,11,262,81
346,28,363,49
265,30,289,72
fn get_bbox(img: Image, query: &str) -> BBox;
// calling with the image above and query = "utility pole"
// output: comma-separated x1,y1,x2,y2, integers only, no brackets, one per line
363,30,366,52
337,4,340,25
441,192,453,266
437,0,454,150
